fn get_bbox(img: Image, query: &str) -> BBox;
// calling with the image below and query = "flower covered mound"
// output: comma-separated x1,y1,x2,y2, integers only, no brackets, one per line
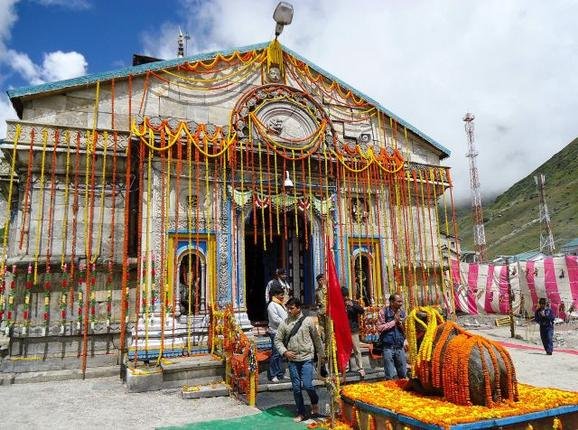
341,380,578,427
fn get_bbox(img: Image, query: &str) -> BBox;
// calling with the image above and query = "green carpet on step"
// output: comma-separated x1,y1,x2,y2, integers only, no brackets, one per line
158,405,308,430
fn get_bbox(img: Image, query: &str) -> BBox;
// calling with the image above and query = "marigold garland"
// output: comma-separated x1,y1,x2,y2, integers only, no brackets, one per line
342,380,578,429
406,307,517,407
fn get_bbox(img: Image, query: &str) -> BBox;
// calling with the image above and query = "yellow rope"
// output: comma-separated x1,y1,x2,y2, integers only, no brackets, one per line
132,120,237,156
60,131,72,267
144,147,153,354
291,156,298,237
439,168,453,310
83,81,101,261
186,136,193,355
255,125,267,250
33,129,49,285
393,176,406,293
266,39,284,75
418,169,433,302
0,124,22,276
405,170,418,303
91,131,108,263
161,51,265,84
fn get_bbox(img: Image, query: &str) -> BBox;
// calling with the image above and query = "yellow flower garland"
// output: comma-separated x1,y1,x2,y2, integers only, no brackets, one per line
342,380,578,429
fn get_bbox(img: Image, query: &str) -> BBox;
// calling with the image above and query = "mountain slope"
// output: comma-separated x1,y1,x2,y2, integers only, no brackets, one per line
456,137,578,259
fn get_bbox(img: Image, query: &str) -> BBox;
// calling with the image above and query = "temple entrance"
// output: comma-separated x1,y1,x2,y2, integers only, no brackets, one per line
244,208,313,323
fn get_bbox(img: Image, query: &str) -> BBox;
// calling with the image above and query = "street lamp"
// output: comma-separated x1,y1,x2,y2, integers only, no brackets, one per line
273,2,294,37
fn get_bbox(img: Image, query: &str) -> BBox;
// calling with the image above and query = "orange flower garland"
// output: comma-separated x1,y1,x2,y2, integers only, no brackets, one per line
406,307,517,407
342,380,578,429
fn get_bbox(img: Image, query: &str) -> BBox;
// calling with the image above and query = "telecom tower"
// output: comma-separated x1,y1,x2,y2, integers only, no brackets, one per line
463,113,487,262
534,174,556,254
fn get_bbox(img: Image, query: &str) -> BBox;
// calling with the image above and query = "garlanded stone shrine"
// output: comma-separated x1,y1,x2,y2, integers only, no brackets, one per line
0,40,457,382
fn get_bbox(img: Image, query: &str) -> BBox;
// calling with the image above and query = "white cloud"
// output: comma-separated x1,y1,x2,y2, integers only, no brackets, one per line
0,0,18,46
141,0,578,202
41,51,88,82
3,49,87,85
5,49,42,85
0,94,17,139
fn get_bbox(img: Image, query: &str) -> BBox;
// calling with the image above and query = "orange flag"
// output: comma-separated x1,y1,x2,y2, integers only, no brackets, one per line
325,241,353,373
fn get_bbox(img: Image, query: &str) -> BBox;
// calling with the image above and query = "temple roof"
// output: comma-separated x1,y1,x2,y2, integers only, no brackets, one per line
6,41,450,158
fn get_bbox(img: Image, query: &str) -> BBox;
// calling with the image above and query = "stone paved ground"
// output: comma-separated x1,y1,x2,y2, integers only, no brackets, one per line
1,318,577,429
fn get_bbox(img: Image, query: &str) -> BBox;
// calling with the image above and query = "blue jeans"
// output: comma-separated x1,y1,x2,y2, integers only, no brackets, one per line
383,347,407,380
287,360,319,416
268,332,284,380
539,325,554,354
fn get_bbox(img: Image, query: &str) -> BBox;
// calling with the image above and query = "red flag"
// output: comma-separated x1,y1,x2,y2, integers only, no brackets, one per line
325,241,353,373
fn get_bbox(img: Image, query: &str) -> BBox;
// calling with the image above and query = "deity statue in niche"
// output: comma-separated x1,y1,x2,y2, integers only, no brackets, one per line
351,197,369,223
179,254,201,315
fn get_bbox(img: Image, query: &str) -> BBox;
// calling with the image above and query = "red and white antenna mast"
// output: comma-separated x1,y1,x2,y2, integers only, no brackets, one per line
463,113,487,262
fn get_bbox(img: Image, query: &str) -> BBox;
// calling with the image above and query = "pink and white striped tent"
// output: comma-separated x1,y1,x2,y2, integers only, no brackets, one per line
449,256,578,316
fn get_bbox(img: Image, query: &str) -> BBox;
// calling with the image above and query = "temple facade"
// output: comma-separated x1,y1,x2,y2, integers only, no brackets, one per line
0,40,456,364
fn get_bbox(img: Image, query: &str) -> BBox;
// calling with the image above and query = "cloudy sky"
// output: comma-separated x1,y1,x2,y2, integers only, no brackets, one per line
1,0,577,202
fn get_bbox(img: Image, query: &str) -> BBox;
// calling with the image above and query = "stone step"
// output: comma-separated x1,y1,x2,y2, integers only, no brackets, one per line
0,365,119,385
1,353,118,373
125,354,225,392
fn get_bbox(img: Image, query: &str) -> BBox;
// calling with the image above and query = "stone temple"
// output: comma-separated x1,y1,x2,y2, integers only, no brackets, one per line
0,39,456,378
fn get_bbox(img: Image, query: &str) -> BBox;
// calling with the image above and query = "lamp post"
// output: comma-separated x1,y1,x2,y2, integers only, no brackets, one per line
273,2,294,37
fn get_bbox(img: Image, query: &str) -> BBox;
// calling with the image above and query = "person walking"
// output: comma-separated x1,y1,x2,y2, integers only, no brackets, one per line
265,268,291,304
535,297,555,355
376,293,407,380
267,285,288,382
274,298,325,422
342,287,365,379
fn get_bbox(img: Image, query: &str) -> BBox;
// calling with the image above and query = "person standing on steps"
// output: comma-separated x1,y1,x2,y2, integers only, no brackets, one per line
265,268,292,305
377,293,407,380
274,298,325,422
314,273,328,340
342,287,366,380
267,285,287,382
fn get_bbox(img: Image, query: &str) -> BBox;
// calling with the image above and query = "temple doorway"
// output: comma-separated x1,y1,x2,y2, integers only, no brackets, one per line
244,208,313,323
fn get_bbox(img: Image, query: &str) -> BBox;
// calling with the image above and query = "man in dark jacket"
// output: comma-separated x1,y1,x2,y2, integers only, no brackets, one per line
376,293,407,380
265,268,291,304
342,287,365,378
535,297,555,355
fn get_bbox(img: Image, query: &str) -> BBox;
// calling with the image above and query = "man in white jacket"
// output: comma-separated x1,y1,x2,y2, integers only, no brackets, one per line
267,285,288,382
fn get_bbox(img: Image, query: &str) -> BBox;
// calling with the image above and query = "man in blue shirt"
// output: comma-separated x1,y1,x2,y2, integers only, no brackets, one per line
377,293,407,379
535,297,555,355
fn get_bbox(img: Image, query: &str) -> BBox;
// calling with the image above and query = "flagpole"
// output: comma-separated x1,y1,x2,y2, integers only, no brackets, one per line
327,318,336,428
324,235,352,428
